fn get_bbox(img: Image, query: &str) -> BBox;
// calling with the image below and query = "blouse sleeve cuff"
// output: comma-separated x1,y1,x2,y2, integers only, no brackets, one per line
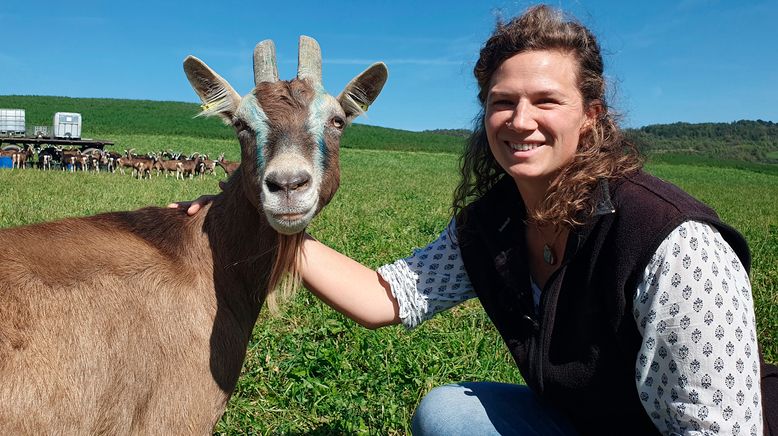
377,259,429,330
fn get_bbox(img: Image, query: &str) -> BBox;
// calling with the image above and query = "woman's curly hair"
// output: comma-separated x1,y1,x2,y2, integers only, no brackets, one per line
452,4,643,228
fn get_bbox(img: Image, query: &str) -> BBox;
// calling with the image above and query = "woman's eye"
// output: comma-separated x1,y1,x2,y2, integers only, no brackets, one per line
491,99,514,108
536,99,559,107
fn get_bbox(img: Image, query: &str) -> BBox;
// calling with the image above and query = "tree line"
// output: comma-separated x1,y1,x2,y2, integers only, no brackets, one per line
624,120,778,164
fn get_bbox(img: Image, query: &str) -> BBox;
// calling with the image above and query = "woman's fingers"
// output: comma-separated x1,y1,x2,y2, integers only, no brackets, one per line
166,195,213,216
187,200,204,216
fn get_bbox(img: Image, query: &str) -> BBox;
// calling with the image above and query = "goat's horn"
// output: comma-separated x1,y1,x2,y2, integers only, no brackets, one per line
297,35,321,85
254,39,278,85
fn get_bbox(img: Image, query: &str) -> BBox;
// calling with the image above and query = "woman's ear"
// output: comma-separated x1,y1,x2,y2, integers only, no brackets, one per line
582,100,603,131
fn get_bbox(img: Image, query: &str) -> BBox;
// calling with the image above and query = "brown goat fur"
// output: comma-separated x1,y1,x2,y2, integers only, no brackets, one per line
0,36,386,433
0,198,251,433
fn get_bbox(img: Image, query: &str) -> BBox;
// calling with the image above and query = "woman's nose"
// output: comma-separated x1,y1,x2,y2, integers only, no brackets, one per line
506,101,537,131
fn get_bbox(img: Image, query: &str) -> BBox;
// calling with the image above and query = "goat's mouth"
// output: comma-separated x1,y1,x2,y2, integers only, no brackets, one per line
265,207,316,235
274,212,306,222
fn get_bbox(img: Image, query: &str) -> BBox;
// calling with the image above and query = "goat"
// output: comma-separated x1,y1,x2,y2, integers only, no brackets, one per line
60,148,82,172
41,154,52,171
118,150,155,179
105,150,123,173
153,157,184,179
0,36,387,434
200,156,218,177
79,154,90,172
133,160,153,179
0,149,15,161
130,152,156,180
3,146,31,170
83,149,104,173
177,155,203,179
38,146,60,170
116,156,134,175
216,153,241,178
12,146,33,169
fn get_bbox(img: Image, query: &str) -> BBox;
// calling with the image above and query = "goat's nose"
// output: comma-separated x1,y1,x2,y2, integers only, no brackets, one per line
265,170,312,194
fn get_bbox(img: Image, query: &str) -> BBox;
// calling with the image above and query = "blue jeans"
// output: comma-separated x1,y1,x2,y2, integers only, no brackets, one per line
411,382,578,435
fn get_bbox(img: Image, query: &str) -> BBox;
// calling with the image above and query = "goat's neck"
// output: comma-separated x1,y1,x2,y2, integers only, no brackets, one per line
201,170,276,329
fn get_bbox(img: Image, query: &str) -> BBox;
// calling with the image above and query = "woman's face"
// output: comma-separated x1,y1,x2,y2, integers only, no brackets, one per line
485,50,595,188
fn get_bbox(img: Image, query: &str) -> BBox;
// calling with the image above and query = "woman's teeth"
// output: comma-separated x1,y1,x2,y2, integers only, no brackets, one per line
509,142,541,151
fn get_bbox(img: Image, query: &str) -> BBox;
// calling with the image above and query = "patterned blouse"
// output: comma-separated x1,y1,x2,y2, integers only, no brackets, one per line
377,219,764,435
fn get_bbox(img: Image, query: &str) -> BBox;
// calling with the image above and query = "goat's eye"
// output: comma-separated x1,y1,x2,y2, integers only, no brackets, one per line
331,116,345,129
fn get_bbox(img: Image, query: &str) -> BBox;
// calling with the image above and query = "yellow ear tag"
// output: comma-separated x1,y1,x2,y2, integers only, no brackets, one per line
200,102,214,111
359,103,369,112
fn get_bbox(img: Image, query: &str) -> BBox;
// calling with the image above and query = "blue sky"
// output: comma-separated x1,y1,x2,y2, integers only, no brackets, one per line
1,0,776,132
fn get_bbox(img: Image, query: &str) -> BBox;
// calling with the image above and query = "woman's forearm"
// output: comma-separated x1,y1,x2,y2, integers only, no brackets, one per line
300,234,401,329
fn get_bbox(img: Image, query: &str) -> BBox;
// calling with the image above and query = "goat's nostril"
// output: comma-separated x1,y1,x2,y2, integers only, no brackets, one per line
288,174,311,191
265,171,312,194
265,179,283,193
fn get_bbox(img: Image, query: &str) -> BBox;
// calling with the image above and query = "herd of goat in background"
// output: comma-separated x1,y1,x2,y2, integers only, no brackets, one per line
0,145,240,179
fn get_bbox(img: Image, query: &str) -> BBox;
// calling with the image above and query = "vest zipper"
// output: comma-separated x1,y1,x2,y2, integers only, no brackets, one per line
532,258,571,394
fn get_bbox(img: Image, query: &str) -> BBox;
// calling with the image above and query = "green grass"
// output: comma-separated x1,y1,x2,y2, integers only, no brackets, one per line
647,152,778,177
0,169,221,227
0,95,776,434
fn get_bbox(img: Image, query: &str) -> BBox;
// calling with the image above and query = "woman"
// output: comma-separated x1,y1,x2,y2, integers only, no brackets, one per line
180,5,771,435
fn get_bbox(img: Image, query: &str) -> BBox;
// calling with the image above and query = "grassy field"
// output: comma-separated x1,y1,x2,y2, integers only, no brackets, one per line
0,96,776,434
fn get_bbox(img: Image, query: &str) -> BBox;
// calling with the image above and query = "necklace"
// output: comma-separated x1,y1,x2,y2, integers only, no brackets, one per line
535,224,562,265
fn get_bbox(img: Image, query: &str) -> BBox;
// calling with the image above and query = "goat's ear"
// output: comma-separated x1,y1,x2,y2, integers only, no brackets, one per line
337,62,388,124
183,56,241,123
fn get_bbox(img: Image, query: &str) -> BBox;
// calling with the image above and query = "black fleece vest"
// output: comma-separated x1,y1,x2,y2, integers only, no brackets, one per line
456,171,751,435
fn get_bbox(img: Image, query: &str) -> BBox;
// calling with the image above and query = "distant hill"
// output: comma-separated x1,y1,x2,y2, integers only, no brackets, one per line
422,129,471,138
0,95,465,154
1,95,776,163
625,120,778,164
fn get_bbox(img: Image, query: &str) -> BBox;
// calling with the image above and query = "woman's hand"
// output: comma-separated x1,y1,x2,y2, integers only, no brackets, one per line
167,181,224,216
167,195,215,216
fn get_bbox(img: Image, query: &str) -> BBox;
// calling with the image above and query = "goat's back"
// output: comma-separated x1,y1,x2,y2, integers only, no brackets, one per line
0,208,230,434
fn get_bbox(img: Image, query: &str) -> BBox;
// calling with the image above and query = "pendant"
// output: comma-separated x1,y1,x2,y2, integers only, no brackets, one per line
543,244,556,265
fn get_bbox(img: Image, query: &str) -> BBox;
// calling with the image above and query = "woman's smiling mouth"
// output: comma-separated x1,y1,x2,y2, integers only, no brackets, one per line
508,142,544,151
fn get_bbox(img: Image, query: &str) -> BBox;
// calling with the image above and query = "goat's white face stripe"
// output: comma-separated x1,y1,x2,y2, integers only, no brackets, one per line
307,87,339,171
235,95,269,170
